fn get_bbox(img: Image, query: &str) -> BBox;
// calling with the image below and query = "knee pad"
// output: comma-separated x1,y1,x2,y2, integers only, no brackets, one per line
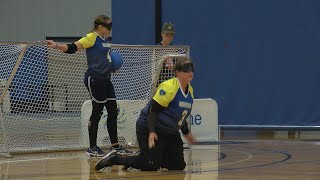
105,100,118,119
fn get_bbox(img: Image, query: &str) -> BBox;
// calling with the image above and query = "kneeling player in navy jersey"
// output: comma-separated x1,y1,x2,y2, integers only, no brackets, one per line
95,57,196,171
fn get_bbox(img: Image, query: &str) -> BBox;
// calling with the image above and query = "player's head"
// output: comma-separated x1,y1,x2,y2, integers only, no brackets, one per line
93,15,112,37
161,22,175,45
174,57,194,82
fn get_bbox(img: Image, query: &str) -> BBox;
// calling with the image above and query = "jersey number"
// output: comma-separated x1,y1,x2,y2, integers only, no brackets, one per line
178,110,188,126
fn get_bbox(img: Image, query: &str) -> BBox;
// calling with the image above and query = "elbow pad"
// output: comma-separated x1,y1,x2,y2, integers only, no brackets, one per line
64,43,77,54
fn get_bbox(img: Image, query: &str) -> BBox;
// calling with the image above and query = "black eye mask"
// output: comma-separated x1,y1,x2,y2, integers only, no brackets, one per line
176,62,194,72
95,22,112,30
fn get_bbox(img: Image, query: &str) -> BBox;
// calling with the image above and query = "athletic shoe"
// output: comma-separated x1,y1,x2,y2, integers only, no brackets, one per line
95,150,118,171
111,146,134,156
122,166,140,172
86,146,106,157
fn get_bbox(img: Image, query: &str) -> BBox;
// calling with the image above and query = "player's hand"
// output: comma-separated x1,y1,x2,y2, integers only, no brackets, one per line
148,132,158,149
46,40,58,49
184,133,196,144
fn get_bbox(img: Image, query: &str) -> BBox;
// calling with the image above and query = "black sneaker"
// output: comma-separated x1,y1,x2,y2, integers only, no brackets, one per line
95,150,117,172
111,146,134,156
86,146,106,157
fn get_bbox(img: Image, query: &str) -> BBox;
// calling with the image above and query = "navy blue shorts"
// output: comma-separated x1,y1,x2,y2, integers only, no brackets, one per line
84,74,116,103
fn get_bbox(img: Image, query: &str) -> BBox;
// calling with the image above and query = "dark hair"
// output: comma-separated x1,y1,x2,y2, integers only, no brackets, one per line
173,57,193,72
92,15,111,31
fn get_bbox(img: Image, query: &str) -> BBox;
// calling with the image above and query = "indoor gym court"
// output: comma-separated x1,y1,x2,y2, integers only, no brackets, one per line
0,131,320,180
2,1,320,179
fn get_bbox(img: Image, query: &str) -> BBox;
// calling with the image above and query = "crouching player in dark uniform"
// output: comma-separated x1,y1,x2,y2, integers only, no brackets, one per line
95,57,196,171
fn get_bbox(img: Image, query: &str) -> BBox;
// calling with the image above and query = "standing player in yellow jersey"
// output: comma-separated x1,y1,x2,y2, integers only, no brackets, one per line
95,57,196,171
46,15,133,157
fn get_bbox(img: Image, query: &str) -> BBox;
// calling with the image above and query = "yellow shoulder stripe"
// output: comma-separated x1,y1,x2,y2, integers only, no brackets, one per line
153,78,179,107
78,32,96,49
189,84,194,98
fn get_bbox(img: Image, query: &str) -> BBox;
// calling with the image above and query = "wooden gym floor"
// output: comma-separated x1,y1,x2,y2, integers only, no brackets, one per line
0,130,320,180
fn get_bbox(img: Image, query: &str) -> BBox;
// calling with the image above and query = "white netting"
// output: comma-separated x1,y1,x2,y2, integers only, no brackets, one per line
0,43,189,155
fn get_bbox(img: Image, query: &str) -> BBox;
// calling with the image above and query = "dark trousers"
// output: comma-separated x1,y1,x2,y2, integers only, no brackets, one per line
84,74,118,148
114,123,186,171
88,100,118,148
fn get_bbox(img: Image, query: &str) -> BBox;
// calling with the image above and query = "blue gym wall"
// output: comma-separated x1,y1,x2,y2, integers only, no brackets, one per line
112,0,155,45
113,0,320,126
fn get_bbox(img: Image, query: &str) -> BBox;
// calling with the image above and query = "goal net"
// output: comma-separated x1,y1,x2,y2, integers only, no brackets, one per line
0,42,189,157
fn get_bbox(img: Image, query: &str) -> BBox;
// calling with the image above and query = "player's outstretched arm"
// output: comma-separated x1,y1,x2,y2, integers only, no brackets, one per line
46,40,84,52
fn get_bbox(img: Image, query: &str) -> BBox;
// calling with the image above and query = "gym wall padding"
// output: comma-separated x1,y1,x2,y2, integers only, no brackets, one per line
113,0,320,126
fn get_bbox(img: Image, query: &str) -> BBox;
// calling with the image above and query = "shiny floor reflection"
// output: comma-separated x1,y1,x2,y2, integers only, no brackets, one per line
0,140,320,179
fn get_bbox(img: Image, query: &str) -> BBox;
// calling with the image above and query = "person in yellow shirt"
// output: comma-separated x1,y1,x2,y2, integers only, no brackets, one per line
95,57,196,171
46,15,133,157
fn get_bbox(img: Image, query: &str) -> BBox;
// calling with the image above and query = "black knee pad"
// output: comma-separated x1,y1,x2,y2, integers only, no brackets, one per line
90,101,104,124
105,100,118,119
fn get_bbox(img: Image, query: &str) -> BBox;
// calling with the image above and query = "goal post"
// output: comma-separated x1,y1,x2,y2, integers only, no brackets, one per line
0,42,190,157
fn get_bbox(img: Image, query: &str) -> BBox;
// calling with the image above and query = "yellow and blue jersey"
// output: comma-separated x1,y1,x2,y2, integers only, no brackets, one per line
79,32,112,79
138,77,194,134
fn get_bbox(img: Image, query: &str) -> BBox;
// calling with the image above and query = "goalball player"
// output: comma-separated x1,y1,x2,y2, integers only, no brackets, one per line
46,15,133,157
95,57,196,171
